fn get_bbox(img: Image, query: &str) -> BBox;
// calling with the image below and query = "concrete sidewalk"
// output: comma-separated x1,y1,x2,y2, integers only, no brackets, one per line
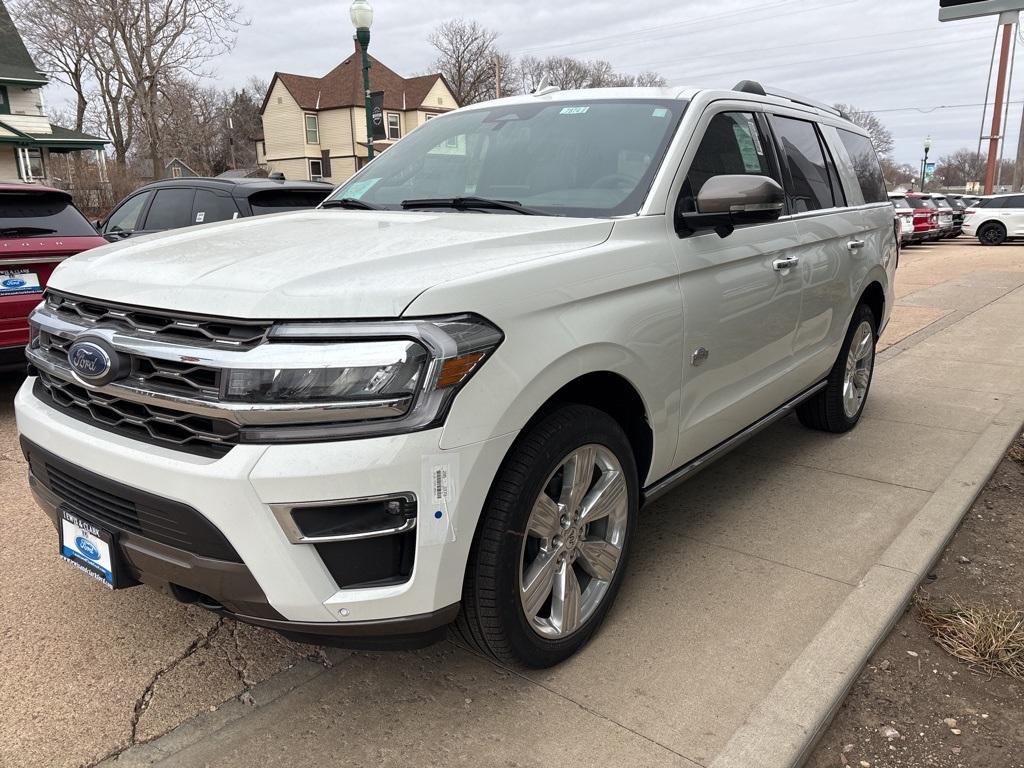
3,241,1023,768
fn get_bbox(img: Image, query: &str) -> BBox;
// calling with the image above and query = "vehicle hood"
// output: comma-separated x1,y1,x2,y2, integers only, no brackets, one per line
48,210,614,318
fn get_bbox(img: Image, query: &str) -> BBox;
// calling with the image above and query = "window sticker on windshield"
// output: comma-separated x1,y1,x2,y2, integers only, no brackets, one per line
560,106,590,115
344,178,380,199
652,108,669,118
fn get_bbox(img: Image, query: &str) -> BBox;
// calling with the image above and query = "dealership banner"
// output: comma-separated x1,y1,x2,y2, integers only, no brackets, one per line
371,91,386,140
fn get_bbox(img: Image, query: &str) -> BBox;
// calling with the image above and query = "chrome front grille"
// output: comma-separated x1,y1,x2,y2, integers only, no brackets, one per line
45,292,271,349
38,330,221,399
35,372,238,457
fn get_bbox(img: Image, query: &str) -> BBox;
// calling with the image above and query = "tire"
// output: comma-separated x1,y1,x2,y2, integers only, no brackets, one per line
796,303,877,433
978,221,1007,246
454,404,638,668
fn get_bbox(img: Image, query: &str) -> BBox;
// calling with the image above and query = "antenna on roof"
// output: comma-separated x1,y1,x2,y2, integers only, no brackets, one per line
531,73,550,94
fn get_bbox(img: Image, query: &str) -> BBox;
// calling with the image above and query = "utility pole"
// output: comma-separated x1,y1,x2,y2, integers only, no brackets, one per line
495,57,502,99
1014,102,1024,191
984,19,1016,193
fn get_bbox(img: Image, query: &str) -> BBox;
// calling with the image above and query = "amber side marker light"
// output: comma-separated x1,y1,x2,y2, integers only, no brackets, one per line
437,352,487,388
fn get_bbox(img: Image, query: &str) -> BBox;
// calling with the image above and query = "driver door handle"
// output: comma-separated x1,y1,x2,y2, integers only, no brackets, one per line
848,239,866,251
772,256,799,271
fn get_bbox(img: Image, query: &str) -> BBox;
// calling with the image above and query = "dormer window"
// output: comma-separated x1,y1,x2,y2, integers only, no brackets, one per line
0,86,9,115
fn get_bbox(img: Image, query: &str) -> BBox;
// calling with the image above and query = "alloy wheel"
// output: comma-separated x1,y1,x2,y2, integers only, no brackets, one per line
842,320,874,418
519,444,628,639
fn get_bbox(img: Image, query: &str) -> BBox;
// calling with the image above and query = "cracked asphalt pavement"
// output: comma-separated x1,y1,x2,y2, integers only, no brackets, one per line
0,374,327,768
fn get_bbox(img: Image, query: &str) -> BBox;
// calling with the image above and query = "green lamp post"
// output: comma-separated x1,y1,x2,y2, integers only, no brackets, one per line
350,0,375,160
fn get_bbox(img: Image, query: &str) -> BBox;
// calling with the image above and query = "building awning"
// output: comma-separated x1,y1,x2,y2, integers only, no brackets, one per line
0,121,109,150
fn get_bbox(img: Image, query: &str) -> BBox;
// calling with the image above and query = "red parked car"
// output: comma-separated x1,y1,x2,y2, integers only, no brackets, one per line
0,184,106,369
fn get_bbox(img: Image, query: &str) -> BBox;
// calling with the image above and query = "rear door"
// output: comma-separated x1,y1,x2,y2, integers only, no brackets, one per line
192,189,241,225
767,114,863,383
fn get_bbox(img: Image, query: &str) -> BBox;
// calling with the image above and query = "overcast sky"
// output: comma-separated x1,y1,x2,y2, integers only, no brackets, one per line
45,0,1024,171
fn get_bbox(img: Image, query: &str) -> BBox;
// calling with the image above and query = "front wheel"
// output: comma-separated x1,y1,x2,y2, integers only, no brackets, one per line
455,405,637,667
797,303,877,433
978,222,1007,246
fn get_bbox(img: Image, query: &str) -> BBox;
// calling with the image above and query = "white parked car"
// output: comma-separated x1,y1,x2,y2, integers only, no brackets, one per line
16,81,896,667
962,193,1024,245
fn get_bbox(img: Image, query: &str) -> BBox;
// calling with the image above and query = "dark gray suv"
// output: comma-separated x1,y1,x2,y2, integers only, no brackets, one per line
98,177,333,241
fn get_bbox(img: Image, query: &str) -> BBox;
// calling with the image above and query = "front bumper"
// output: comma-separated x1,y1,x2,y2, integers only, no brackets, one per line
15,379,516,644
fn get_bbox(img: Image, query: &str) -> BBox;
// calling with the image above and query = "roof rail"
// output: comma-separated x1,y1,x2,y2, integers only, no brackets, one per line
731,80,843,118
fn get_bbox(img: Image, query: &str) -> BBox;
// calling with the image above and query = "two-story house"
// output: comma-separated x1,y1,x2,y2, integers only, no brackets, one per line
0,1,108,183
258,44,458,184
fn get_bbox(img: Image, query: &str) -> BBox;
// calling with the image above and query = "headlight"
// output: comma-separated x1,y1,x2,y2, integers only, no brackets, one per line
224,340,426,405
234,314,503,443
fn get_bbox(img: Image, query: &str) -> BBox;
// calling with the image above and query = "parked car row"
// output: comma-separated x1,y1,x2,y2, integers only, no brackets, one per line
888,191,973,246
1,177,332,368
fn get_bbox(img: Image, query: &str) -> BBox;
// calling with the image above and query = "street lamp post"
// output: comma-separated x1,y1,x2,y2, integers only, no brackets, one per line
920,136,932,192
350,0,375,161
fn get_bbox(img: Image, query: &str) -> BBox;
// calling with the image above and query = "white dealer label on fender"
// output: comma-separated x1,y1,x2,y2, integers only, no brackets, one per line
421,456,458,545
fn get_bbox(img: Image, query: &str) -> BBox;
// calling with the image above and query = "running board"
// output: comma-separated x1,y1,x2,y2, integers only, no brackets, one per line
642,379,828,506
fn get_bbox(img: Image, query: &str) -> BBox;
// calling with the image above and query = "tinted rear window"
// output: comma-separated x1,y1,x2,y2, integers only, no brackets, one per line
905,197,929,209
837,129,887,203
0,192,97,237
890,197,910,209
248,190,330,215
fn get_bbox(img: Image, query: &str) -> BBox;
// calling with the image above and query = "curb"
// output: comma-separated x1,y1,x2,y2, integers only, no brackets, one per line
709,396,1024,768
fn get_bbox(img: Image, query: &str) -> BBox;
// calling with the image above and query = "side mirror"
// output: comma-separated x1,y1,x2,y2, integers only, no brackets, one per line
676,174,785,238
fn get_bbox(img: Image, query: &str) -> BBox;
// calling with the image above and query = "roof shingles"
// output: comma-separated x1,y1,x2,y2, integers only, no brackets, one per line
270,51,451,113
0,0,47,84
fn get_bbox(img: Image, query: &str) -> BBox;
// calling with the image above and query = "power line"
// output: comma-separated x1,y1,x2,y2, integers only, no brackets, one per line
867,100,1024,114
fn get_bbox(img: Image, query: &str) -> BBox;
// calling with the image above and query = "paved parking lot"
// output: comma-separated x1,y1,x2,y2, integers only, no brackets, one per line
2,239,1023,768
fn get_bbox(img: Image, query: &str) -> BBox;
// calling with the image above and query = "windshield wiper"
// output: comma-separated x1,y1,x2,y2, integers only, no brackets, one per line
0,226,58,236
400,197,547,216
320,198,380,210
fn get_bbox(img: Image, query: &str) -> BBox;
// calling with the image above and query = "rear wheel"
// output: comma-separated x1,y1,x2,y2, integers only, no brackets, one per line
455,405,637,667
797,303,876,433
978,221,1007,246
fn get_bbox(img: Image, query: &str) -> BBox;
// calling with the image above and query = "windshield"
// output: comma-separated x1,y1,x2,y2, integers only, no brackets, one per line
329,99,687,218
0,191,97,237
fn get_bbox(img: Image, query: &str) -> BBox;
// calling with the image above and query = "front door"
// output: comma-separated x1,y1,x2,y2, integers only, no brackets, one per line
668,108,804,467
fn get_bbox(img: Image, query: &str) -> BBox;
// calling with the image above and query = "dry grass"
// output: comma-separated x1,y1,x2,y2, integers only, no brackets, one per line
1008,439,1024,466
917,596,1024,681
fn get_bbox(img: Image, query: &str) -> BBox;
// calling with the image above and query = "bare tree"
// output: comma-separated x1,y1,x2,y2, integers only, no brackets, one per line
91,0,245,182
933,149,986,188
10,0,92,130
879,157,916,187
513,53,666,93
833,104,894,157
429,19,507,106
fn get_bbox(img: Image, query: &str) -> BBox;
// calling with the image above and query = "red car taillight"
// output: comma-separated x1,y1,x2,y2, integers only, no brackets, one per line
965,209,977,215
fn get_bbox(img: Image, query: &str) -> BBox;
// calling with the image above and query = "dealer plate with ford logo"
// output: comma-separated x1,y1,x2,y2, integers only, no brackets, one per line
59,509,119,589
0,269,42,296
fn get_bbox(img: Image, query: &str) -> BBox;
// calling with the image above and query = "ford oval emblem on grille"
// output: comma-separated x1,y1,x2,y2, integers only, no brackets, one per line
68,338,123,386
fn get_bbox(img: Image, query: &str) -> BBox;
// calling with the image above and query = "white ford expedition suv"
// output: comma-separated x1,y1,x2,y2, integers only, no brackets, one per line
16,82,895,667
